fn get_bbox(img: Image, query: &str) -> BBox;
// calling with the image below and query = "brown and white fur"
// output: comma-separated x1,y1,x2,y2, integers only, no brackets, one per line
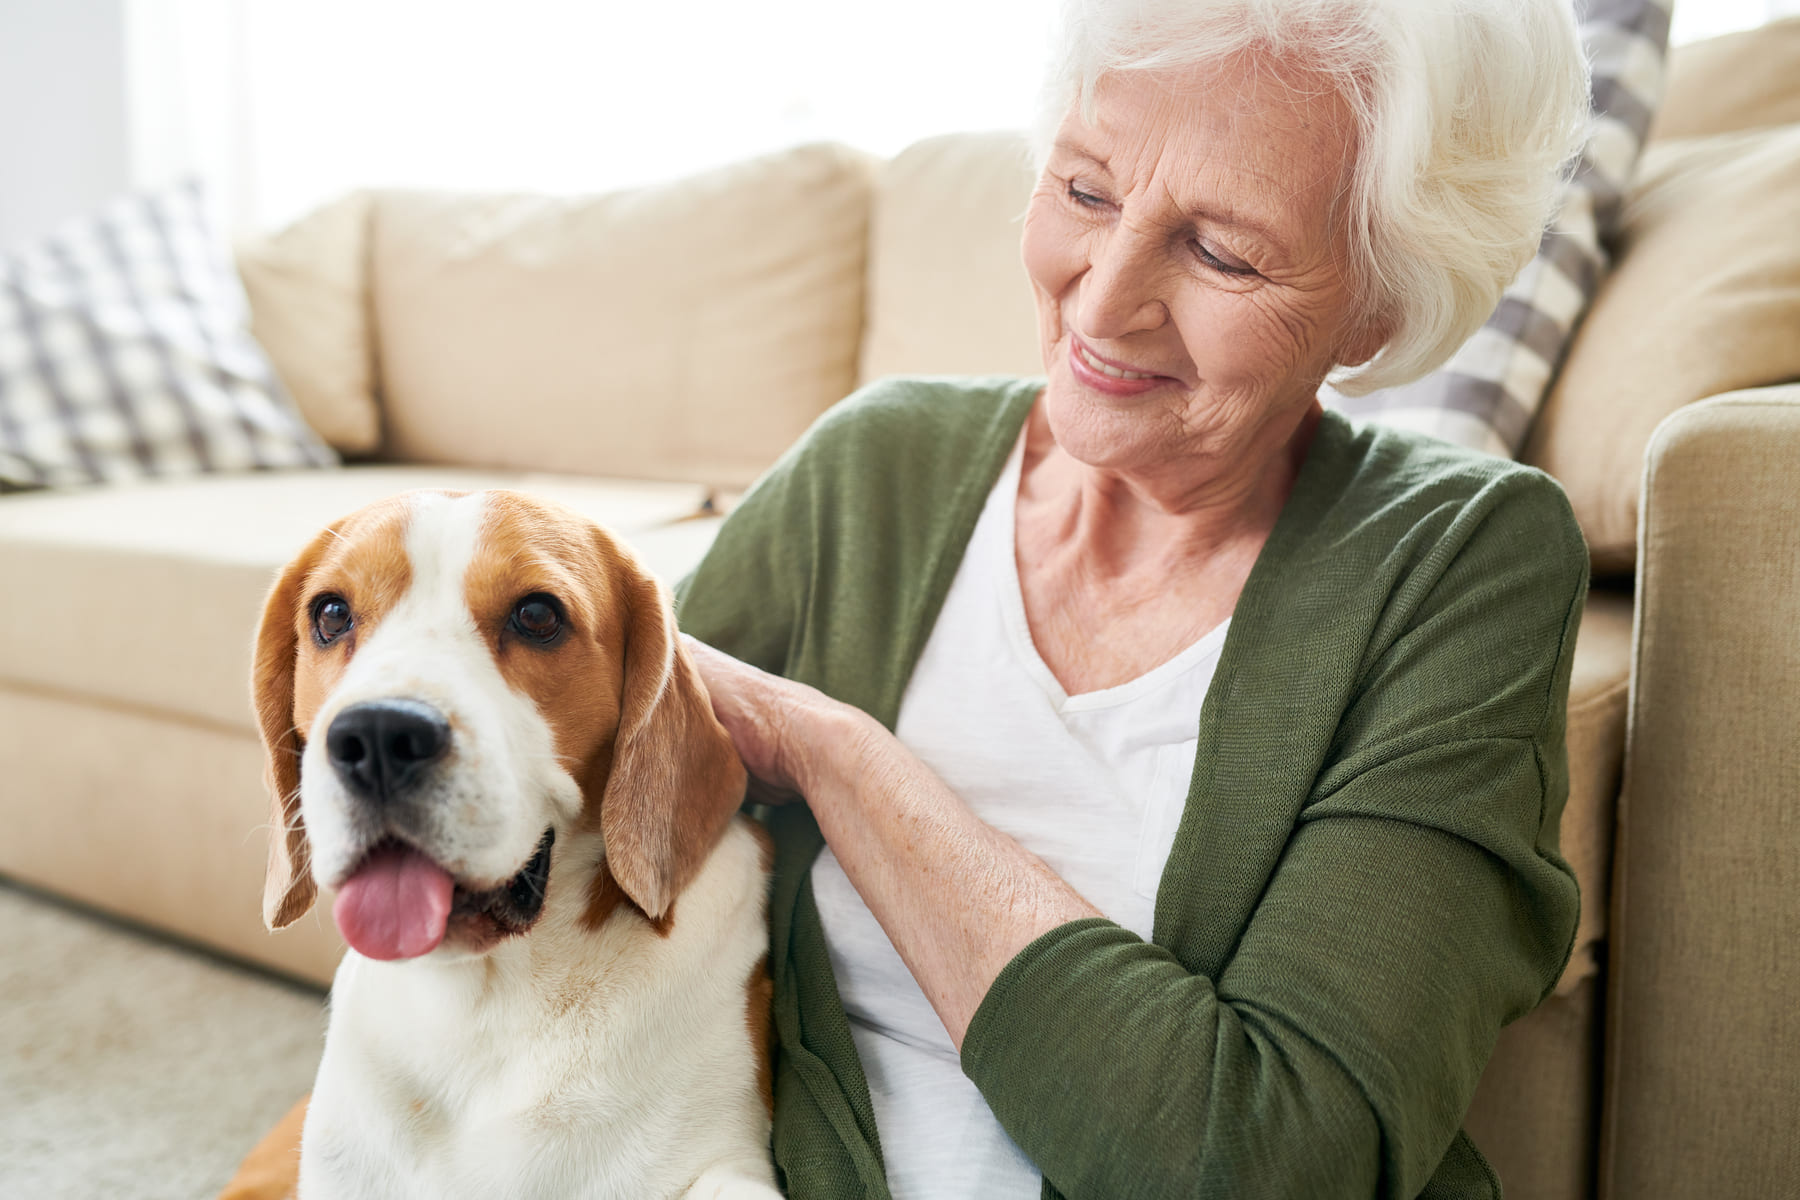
251,489,779,1200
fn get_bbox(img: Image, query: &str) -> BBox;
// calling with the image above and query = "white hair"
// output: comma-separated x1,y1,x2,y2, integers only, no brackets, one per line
1036,0,1591,395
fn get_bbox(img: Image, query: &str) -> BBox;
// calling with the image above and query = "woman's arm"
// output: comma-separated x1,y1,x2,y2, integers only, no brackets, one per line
685,637,1102,1046
684,632,1395,1198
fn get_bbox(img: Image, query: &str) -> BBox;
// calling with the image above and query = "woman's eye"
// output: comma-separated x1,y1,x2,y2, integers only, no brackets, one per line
312,595,353,645
509,594,564,645
1194,240,1257,277
1066,181,1107,209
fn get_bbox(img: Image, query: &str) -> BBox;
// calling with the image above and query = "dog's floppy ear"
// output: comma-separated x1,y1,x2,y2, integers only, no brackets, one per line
251,529,332,930
600,561,748,921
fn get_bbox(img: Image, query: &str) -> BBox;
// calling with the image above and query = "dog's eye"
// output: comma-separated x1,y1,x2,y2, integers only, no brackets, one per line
312,595,354,645
509,594,564,645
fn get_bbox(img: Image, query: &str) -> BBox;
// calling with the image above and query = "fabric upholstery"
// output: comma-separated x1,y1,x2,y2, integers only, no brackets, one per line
0,179,335,490
369,143,874,490
1522,126,1800,574
0,466,709,733
1465,974,1604,1200
235,191,381,456
1652,15,1800,140
857,131,1042,384
1326,0,1672,456
1601,388,1800,1200
0,683,344,987
1558,588,1632,994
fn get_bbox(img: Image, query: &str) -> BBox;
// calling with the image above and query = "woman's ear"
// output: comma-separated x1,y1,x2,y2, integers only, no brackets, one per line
252,529,333,931
598,559,748,921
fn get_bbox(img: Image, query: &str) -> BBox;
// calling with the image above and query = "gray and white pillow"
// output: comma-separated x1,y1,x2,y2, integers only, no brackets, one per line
1326,0,1673,457
0,178,336,490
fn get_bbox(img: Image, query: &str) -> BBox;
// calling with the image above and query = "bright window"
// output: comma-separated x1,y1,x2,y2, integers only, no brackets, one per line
129,1,1796,234
139,0,1056,230
1673,0,1799,45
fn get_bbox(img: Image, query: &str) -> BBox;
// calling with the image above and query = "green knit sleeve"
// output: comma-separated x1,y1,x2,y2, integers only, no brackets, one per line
960,469,1588,1200
672,457,806,672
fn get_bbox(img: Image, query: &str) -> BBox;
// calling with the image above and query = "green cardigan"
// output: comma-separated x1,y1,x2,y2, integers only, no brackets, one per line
674,376,1586,1200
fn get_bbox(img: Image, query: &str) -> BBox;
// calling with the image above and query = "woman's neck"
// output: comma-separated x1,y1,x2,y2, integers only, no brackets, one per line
1011,396,1320,695
1017,397,1320,579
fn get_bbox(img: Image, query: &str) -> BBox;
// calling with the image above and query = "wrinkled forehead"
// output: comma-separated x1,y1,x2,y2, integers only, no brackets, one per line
1066,57,1358,248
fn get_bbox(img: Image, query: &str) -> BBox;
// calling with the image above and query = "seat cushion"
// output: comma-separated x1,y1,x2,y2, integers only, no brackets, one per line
0,466,714,734
1559,587,1633,992
1464,972,1604,1200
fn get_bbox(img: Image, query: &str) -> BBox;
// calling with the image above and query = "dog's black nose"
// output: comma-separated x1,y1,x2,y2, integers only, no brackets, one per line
326,700,451,802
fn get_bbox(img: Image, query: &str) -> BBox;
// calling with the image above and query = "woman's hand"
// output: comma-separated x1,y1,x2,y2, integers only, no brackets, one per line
685,642,1101,1048
682,634,865,804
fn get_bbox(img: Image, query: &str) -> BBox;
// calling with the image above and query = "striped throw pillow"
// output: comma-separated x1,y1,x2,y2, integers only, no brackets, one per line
1325,0,1673,457
0,179,337,490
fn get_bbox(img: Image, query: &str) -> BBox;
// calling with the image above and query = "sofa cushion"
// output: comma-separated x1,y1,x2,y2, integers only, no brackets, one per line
1652,16,1800,140
858,131,1043,385
0,180,336,490
1559,587,1632,993
1464,973,1603,1200
1522,126,1800,574
369,143,874,491
0,468,713,733
236,192,381,456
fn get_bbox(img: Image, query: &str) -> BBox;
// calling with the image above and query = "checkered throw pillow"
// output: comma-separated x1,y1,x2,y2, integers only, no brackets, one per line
1325,0,1673,457
0,179,337,490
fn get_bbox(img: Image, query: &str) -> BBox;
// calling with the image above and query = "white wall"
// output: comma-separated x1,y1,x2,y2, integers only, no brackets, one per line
0,0,129,252
2,0,1794,248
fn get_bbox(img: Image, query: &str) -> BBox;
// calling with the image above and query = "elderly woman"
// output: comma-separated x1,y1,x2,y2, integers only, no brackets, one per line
679,0,1592,1197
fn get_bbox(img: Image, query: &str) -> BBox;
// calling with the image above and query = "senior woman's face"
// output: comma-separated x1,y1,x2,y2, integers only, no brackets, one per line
1022,54,1382,485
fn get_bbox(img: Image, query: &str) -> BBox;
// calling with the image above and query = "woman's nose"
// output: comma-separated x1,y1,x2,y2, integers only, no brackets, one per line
1077,223,1169,340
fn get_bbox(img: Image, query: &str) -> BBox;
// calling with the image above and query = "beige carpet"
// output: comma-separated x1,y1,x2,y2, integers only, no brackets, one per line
0,880,325,1199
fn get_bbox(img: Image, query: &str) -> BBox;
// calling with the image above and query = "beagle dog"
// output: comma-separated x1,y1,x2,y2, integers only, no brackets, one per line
252,489,779,1200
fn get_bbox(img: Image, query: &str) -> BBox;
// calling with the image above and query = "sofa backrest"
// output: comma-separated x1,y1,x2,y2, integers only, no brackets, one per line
858,130,1041,385
377,143,874,491
238,20,1800,571
242,143,875,492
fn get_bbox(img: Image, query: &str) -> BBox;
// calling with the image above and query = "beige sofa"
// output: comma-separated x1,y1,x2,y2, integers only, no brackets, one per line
3,23,1796,1200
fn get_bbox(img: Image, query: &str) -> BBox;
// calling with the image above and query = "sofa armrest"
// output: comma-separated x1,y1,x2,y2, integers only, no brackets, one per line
1600,385,1800,1200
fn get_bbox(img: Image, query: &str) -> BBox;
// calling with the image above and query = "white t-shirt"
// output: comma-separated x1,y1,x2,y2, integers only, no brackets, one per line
810,435,1227,1199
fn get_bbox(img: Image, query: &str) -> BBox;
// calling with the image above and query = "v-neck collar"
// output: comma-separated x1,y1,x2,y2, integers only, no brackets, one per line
989,430,1233,714
824,384,1362,965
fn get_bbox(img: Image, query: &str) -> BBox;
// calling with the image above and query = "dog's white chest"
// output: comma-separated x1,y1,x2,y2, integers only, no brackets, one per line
299,821,778,1200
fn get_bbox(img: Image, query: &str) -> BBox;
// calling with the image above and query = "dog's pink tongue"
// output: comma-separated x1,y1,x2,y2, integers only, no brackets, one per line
332,843,454,961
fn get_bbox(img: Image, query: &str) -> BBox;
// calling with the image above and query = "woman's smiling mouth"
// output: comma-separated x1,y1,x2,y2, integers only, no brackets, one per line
1069,337,1175,394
